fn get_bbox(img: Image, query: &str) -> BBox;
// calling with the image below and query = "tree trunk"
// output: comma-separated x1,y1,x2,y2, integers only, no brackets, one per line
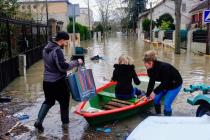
174,0,182,54
206,0,210,55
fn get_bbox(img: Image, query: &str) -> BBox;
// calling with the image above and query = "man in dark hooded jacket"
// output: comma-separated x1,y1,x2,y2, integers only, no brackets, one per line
34,31,83,133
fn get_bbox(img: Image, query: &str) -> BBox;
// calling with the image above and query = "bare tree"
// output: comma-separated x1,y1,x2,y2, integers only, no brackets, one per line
21,0,46,22
110,3,128,32
207,0,210,55
96,0,112,37
174,0,182,54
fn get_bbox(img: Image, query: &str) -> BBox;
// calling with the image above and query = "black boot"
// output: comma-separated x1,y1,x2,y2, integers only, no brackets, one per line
164,110,172,116
61,109,69,130
34,104,51,133
154,104,161,114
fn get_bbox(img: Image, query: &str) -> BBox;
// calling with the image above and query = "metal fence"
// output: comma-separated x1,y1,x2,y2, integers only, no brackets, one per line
0,15,49,92
192,30,207,43
164,30,173,40
155,31,159,38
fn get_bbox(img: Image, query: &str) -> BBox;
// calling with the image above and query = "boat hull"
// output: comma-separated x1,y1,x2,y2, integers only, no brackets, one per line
75,74,155,126
84,100,153,126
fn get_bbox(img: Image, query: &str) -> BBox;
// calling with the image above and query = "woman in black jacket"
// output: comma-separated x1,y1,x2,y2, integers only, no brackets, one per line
111,54,143,100
143,50,182,116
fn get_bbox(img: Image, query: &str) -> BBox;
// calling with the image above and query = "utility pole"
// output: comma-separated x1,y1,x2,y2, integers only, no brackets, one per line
87,0,92,38
73,4,76,53
45,0,49,40
206,0,210,55
150,2,152,43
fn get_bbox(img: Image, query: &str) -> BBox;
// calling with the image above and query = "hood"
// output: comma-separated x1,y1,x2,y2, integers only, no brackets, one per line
114,64,135,71
44,41,60,54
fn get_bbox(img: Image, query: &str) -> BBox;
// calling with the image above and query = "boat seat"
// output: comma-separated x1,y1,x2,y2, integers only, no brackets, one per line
100,94,135,110
107,101,128,107
103,105,119,110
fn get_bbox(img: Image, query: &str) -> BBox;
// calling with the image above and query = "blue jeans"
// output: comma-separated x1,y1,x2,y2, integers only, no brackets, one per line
116,88,142,100
154,84,182,112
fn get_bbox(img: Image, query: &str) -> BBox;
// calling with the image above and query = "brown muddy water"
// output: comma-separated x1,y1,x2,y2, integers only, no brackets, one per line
1,32,210,139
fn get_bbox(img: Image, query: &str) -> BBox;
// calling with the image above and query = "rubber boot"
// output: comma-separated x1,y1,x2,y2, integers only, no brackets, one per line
61,109,69,130
164,110,172,116
154,104,161,114
34,104,51,133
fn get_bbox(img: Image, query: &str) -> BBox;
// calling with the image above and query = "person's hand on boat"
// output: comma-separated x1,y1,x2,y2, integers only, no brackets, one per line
146,96,150,100
150,92,155,97
146,92,155,100
137,94,144,99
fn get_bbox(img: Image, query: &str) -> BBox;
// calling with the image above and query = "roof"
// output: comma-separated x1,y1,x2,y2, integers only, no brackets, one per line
189,0,210,13
19,0,71,5
151,0,166,10
138,0,165,19
138,10,150,18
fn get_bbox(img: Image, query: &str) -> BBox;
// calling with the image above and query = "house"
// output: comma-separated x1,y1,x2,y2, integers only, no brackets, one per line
189,0,209,28
137,9,150,39
18,0,72,31
137,0,202,38
76,8,94,30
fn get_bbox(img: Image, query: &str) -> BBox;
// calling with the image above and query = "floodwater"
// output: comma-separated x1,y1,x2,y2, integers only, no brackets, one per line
1,32,210,139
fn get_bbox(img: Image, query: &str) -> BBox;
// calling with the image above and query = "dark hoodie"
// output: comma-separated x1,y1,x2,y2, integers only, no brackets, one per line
43,41,79,82
111,64,141,95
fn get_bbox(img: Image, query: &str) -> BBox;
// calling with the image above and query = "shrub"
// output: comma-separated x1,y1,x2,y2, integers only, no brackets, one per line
142,19,155,32
67,18,90,41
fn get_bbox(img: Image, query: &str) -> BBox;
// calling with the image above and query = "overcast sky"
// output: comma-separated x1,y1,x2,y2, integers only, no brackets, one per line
69,0,162,21
69,0,100,21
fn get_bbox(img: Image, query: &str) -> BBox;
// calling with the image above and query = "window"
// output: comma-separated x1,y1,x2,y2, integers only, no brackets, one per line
33,5,37,9
27,5,31,9
182,3,186,12
192,14,199,23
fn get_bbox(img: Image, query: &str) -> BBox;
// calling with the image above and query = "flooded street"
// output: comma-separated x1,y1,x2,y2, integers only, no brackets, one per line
1,33,210,139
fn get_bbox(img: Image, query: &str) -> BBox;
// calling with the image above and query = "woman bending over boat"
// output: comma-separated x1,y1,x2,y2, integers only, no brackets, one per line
111,54,144,100
143,50,183,116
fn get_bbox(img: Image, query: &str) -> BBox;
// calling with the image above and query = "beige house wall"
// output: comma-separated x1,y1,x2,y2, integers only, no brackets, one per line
19,2,69,31
76,8,94,30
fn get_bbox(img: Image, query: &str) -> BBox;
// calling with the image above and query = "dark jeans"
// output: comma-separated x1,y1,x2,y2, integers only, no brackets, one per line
116,88,142,100
43,77,70,123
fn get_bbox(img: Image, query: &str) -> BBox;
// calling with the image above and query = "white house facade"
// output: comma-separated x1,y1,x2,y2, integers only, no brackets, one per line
137,0,203,39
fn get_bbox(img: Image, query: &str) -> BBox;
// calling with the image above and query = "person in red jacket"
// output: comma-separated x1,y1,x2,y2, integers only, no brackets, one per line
143,50,182,116
111,54,144,100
